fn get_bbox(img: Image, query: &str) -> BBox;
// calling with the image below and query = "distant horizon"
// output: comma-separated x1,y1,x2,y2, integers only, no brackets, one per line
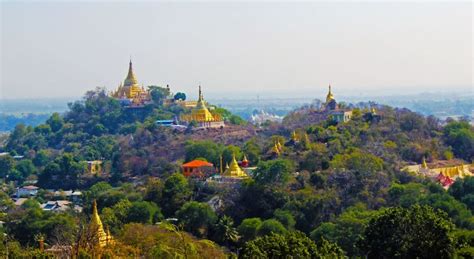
0,86,472,103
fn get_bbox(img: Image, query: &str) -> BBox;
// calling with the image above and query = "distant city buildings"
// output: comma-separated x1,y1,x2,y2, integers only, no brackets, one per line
250,110,283,125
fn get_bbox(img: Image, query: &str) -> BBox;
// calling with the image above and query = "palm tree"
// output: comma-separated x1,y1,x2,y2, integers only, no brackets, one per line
212,215,239,247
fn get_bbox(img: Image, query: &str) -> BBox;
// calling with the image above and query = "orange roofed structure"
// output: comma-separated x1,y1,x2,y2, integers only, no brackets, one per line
182,160,215,178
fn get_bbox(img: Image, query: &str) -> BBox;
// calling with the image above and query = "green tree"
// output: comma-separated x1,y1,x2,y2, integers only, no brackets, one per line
253,159,294,186
143,178,163,204
237,217,262,242
14,159,36,181
222,145,242,165
127,201,162,224
330,150,383,173
257,219,287,236
242,138,262,165
0,154,15,178
361,205,455,259
174,92,186,101
161,173,192,217
33,149,51,167
46,112,64,132
148,86,170,105
443,121,474,161
311,204,377,257
273,209,296,230
211,215,239,246
240,231,345,259
176,201,217,238
0,190,14,212
184,140,223,165
449,176,474,212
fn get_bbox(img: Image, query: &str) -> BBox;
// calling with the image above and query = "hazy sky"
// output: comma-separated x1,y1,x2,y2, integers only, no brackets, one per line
1,1,472,100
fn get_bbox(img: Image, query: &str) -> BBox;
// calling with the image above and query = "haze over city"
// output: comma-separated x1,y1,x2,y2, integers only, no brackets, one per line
1,1,472,100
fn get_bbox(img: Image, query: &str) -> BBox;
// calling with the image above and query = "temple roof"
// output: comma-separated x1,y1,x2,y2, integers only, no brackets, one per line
183,160,214,168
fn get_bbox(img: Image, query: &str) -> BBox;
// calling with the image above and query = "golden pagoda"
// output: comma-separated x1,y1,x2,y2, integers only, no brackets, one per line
303,133,310,144
223,154,249,178
291,131,300,142
180,86,224,128
88,200,112,248
111,60,150,105
326,84,335,104
271,143,281,155
422,157,428,169
276,140,283,152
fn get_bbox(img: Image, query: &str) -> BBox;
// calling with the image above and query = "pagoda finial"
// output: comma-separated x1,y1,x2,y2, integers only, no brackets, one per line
92,199,98,215
326,84,335,103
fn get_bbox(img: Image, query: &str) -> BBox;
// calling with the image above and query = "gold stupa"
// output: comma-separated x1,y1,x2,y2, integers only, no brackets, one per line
111,60,150,104
223,154,248,178
326,84,335,104
180,86,223,126
88,200,112,248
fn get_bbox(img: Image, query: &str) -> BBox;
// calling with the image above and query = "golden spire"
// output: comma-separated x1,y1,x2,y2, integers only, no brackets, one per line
422,157,428,169
223,154,248,178
196,85,207,109
191,86,215,122
89,200,108,248
277,140,283,151
124,59,138,87
271,143,280,155
304,133,310,143
326,84,335,103
291,131,299,142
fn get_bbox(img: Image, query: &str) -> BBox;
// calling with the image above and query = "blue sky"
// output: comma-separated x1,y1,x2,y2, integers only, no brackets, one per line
1,1,472,99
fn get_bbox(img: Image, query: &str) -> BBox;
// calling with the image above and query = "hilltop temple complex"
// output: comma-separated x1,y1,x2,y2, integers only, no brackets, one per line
180,86,225,128
403,159,473,189
323,85,353,123
110,60,151,107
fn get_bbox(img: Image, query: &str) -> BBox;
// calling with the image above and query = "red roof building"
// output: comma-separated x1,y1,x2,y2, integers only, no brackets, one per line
182,160,214,178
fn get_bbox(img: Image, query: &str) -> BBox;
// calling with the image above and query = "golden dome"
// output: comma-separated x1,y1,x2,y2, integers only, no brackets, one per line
326,84,335,103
